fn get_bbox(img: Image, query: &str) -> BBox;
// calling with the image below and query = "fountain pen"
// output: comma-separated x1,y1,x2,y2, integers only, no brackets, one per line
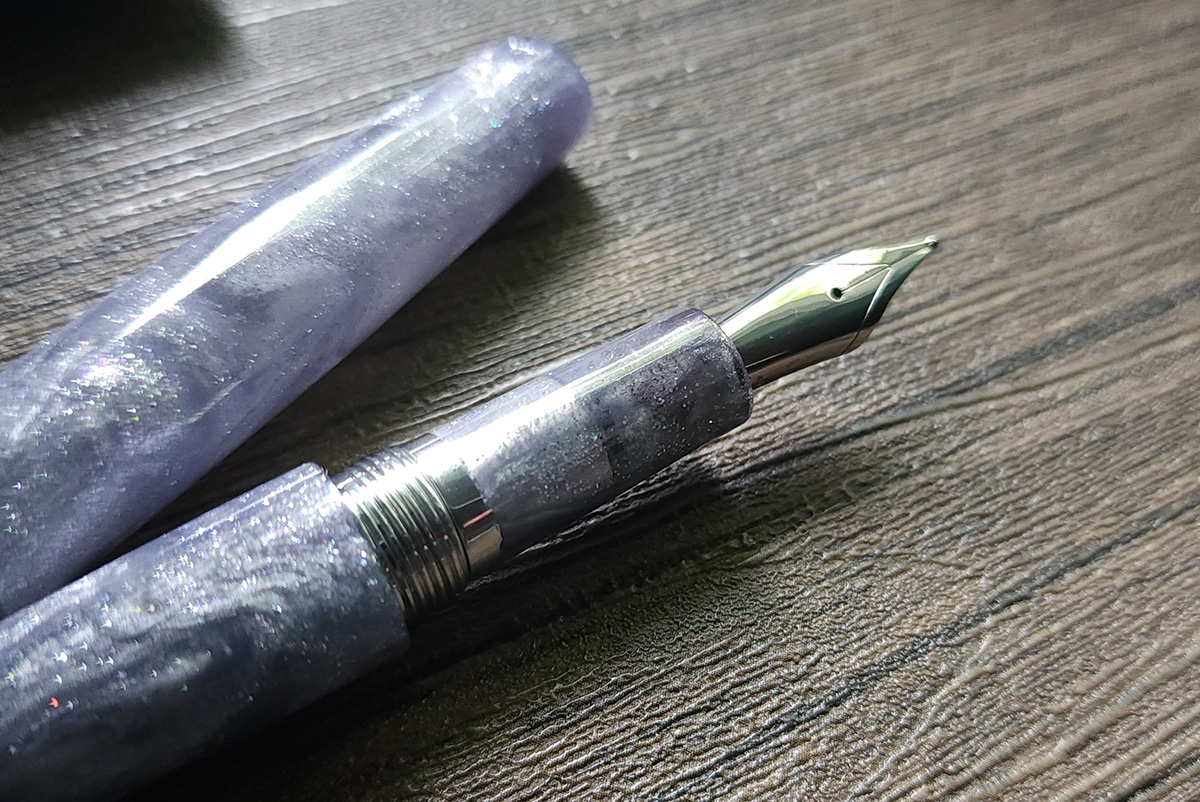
0,237,937,802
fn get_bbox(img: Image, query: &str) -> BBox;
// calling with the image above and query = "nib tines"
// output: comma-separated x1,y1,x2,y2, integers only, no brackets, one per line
719,236,938,387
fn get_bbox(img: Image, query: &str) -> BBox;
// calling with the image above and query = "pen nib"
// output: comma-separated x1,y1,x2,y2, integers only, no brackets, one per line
719,236,938,387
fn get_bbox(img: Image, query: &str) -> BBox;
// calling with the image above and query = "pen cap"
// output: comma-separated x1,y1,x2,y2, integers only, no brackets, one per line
0,37,592,615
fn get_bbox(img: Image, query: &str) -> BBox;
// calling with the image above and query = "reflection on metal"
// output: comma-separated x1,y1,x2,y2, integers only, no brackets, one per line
335,237,940,619
719,237,938,387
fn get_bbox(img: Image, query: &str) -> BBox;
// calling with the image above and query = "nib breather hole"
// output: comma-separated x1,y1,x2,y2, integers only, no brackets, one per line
829,287,844,301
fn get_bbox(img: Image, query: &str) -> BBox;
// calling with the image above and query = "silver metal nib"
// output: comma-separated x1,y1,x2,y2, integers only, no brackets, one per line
719,236,937,387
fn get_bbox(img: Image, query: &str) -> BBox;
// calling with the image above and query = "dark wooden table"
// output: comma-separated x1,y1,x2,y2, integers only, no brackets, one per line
4,0,1200,799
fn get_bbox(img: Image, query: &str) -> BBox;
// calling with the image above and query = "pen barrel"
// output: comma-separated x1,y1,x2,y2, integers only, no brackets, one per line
336,310,753,616
0,38,591,615
0,464,408,802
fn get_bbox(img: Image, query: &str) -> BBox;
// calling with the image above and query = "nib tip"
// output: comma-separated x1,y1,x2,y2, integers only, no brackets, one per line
719,235,940,387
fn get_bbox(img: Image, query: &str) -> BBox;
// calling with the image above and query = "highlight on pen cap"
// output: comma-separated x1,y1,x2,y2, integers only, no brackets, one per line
0,36,593,617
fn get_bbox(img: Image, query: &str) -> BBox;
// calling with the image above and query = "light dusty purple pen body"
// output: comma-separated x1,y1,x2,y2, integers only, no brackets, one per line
0,38,592,615
0,237,938,802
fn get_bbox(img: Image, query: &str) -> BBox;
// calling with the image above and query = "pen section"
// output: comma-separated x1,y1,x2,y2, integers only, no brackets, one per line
432,310,754,560
0,464,408,802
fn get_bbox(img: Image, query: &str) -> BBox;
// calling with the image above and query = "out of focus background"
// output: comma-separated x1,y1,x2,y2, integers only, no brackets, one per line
3,0,1200,799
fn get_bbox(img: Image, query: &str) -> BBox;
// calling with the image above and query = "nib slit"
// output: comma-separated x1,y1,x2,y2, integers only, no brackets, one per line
719,235,941,387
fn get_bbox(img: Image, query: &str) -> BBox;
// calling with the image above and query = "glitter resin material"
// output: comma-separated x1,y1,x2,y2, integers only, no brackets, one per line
431,310,754,560
0,37,592,615
0,464,408,802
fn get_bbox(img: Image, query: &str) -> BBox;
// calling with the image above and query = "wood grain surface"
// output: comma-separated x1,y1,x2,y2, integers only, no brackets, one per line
3,0,1200,799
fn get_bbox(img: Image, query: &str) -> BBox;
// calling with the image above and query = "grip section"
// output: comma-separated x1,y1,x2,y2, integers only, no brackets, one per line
432,309,753,559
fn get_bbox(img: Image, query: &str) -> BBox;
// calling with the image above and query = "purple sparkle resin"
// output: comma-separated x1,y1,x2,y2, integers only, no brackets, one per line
0,38,591,614
0,464,408,802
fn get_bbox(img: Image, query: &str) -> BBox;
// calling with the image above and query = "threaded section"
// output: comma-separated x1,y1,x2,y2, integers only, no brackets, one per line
333,447,470,620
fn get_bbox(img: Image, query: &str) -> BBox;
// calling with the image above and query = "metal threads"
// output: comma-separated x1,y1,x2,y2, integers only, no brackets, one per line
333,447,471,620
